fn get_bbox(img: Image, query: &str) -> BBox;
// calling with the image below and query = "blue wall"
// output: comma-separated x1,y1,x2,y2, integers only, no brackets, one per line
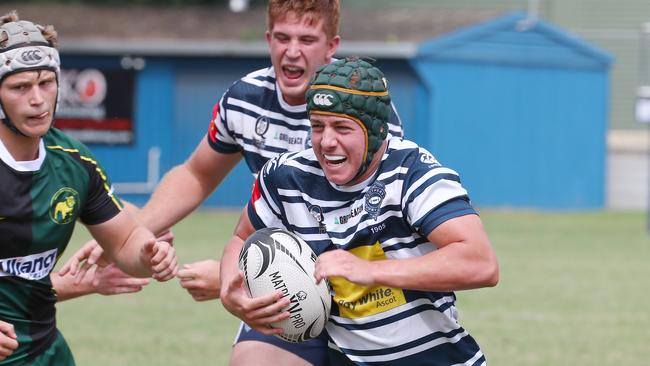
60,55,418,209
60,12,611,210
412,62,608,208
171,58,268,208
410,12,612,209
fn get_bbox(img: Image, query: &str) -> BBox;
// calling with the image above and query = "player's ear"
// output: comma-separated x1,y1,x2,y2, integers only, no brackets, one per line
265,30,272,45
326,35,340,60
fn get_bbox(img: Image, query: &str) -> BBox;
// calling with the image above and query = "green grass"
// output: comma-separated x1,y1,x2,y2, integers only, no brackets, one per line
56,210,650,365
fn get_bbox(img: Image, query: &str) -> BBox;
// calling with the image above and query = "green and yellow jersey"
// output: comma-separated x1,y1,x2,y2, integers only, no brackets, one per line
0,128,122,365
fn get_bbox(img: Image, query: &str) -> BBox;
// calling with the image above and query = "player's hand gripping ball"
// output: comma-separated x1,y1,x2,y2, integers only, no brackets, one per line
238,228,331,343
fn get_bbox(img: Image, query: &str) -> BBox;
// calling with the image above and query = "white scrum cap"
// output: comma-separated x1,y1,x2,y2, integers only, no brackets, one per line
0,19,60,120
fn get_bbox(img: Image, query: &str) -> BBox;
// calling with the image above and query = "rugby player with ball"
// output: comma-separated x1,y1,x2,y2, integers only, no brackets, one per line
221,58,499,365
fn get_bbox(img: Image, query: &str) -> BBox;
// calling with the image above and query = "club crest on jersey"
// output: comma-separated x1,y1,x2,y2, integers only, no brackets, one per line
50,188,80,225
253,115,270,148
365,181,386,220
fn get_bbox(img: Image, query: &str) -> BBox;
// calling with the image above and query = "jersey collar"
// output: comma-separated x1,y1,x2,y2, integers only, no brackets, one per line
0,137,46,172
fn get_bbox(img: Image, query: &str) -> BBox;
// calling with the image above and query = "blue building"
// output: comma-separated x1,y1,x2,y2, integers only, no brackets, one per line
58,11,612,209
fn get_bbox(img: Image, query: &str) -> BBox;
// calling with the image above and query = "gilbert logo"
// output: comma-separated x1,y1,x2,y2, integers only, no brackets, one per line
20,48,43,65
312,93,334,107
0,249,58,281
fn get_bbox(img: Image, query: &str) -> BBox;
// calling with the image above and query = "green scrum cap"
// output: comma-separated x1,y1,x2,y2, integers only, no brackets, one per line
306,57,390,179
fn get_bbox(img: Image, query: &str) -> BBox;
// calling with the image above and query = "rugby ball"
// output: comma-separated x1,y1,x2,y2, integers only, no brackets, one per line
238,228,331,343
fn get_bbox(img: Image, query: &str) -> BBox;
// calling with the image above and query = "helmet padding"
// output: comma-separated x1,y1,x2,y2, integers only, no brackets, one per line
0,19,60,131
306,57,390,182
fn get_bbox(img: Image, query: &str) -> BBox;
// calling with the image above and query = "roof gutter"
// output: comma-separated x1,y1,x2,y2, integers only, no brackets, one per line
59,39,417,59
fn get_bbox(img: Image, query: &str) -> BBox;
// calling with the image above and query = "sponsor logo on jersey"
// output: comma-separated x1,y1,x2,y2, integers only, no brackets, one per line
329,242,406,318
0,249,58,280
49,187,80,225
334,205,364,225
419,151,438,165
365,181,386,220
273,132,304,146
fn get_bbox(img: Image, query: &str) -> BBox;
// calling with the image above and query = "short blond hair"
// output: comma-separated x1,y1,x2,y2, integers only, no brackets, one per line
267,0,340,40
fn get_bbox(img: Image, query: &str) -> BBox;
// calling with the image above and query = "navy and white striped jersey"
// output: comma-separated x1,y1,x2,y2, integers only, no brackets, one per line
207,66,403,175
247,138,487,365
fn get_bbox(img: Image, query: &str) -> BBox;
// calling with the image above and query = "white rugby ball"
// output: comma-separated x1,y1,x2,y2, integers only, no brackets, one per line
238,227,331,343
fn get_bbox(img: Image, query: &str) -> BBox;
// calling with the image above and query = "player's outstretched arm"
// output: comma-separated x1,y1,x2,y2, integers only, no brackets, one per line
0,320,18,361
219,208,290,335
58,239,106,277
178,259,221,301
58,227,173,279
86,209,178,281
58,200,159,276
315,214,499,292
53,264,150,301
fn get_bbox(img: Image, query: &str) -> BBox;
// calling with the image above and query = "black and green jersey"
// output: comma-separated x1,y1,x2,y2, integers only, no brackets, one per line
0,128,123,365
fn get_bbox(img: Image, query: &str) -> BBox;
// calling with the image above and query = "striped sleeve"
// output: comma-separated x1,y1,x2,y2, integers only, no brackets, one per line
247,156,285,230
207,93,241,154
402,148,475,236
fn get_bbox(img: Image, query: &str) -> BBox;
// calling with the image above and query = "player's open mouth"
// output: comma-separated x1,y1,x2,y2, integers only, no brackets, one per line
324,154,346,165
283,65,304,80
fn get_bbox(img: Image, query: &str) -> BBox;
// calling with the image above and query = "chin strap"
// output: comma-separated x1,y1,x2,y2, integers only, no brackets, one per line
0,99,27,136
1,117,28,137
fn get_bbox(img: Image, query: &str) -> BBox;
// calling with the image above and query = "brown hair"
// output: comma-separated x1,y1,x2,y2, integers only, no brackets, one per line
267,0,340,40
0,10,58,49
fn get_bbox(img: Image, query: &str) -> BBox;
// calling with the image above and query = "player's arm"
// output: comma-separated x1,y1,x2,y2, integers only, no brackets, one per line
52,263,150,302
85,209,177,281
219,207,289,335
59,139,237,296
58,201,174,278
138,137,241,234
315,214,499,292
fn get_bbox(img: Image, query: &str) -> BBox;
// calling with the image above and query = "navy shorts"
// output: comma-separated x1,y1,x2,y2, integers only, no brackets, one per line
234,322,328,366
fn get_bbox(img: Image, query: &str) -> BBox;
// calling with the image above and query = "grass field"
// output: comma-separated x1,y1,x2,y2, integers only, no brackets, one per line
56,209,650,365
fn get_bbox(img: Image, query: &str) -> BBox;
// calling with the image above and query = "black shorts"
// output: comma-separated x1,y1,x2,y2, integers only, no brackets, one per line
234,322,328,366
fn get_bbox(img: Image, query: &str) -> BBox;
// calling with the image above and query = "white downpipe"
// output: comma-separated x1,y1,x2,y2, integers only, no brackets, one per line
113,146,161,194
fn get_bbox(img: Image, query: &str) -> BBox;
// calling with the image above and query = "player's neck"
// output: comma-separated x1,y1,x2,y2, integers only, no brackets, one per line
0,123,41,161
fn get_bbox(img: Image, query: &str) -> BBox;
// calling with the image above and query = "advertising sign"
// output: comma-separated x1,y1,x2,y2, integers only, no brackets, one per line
55,68,135,144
